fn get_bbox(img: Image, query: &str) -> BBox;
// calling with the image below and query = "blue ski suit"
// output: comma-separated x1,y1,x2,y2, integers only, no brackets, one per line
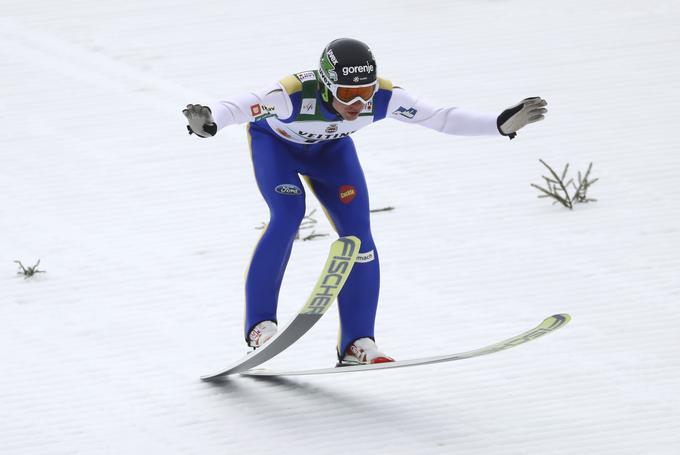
207,70,502,357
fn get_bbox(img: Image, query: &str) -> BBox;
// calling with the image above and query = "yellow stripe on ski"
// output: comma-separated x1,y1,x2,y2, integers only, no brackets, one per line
301,236,360,315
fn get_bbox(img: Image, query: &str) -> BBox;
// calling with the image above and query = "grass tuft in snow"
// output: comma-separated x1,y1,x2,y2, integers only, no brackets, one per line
531,159,598,209
14,259,46,279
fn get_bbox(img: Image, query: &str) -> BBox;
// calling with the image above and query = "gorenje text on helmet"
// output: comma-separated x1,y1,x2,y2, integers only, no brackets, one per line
342,62,375,76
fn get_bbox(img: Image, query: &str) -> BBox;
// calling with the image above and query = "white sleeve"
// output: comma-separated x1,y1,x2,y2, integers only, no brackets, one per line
209,83,293,131
386,87,501,136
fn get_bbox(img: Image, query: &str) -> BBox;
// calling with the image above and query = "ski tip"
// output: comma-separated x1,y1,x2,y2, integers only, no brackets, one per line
338,235,360,244
544,313,572,328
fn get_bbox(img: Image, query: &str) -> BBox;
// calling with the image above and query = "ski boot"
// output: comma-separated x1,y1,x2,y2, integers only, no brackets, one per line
337,337,394,366
248,321,277,349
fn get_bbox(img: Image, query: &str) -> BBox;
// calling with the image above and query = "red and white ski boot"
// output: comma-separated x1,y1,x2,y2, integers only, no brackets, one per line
338,337,394,366
248,321,277,349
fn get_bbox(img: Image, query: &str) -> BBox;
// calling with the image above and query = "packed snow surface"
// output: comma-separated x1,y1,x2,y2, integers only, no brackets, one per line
1,1,679,453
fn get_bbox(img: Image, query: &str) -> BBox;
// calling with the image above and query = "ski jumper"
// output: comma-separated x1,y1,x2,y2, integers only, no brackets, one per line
210,70,501,356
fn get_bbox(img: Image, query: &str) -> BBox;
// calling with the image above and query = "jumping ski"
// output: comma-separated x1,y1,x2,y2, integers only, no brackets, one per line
240,314,571,377
201,236,361,381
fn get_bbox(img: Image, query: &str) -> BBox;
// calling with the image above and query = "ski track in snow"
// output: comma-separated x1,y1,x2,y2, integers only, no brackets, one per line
1,1,679,454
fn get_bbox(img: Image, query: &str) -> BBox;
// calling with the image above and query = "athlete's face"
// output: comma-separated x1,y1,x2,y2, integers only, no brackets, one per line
332,98,365,121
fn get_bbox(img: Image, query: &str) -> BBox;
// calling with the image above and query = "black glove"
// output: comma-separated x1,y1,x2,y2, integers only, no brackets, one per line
497,97,548,139
182,104,217,138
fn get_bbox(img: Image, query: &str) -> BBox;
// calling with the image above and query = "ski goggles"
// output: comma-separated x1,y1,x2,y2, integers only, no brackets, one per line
331,81,378,106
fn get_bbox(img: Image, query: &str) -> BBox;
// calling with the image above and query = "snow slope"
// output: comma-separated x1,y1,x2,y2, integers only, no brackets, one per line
1,0,679,453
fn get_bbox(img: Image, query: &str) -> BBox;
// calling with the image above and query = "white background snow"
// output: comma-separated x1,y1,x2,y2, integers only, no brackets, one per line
2,0,679,453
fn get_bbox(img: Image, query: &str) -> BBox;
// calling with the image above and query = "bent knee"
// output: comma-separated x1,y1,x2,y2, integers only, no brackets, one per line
267,202,306,236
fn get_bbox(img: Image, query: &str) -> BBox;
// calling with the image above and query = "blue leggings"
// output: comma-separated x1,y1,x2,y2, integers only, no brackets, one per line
245,124,380,356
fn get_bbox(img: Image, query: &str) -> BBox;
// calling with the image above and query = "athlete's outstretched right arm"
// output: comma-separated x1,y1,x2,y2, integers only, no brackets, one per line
182,84,293,138
183,104,217,138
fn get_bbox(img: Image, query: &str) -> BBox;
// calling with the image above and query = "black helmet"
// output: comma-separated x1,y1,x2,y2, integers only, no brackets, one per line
319,38,378,105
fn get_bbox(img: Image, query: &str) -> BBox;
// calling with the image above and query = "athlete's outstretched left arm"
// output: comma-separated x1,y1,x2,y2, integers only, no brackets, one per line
386,87,547,139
